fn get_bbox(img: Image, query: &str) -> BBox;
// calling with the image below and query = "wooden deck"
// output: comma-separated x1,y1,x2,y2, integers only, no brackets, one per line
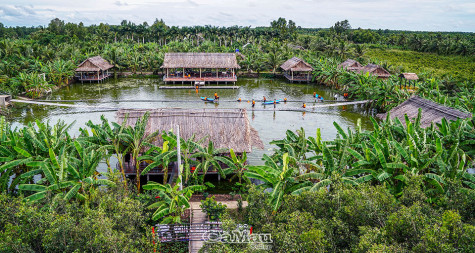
283,73,311,83
159,86,240,89
163,76,237,84
77,74,112,83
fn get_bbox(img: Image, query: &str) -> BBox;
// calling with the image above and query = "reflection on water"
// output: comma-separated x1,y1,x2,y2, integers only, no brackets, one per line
7,78,375,165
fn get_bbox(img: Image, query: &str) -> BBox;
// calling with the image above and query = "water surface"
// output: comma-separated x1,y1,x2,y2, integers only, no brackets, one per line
8,78,375,165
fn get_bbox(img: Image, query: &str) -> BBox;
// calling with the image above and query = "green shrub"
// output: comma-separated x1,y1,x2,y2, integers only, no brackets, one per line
200,196,227,221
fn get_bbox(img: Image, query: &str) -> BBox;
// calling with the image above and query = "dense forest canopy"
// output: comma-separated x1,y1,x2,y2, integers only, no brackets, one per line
1,18,473,56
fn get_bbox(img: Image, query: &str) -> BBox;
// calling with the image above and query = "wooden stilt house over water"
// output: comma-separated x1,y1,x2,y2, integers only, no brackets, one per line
75,56,114,83
338,59,363,72
116,108,263,182
161,53,240,85
377,96,471,128
280,57,314,83
399,73,419,89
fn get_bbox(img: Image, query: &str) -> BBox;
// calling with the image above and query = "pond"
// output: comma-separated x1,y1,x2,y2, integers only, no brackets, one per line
7,77,375,165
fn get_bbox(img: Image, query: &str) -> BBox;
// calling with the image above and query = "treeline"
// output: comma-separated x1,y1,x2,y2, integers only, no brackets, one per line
1,18,473,56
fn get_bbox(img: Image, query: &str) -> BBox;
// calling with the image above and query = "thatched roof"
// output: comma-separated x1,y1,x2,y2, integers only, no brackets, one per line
280,57,313,72
338,59,363,71
377,96,471,128
76,56,114,72
116,108,263,153
161,53,240,69
288,44,305,50
399,73,419,80
360,64,391,78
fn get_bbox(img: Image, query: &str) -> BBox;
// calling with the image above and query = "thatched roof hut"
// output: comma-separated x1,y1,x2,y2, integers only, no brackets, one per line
116,108,263,153
280,57,313,72
360,64,391,78
399,73,419,80
161,53,240,69
75,56,114,72
338,59,363,71
377,96,471,128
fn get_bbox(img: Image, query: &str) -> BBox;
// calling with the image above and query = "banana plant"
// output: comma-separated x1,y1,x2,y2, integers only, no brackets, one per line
140,140,177,184
215,149,249,184
81,115,129,189
143,178,205,223
191,141,227,184
245,153,310,211
19,141,115,203
119,112,159,191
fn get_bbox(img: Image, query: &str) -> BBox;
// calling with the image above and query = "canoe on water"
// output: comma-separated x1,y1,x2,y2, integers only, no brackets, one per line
201,97,216,102
262,100,282,105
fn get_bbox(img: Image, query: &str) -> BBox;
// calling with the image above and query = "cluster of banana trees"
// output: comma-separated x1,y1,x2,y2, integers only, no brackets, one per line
246,112,475,211
0,117,114,202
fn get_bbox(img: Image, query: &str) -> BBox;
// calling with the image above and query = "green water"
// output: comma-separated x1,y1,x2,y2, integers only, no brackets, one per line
7,78,374,164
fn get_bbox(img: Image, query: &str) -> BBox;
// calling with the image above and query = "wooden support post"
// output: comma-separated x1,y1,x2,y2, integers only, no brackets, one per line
200,68,202,78
216,69,218,78
291,71,293,81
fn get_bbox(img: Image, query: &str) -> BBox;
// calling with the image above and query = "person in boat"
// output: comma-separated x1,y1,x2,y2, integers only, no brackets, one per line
263,96,266,102
273,99,277,108
313,92,316,98
302,103,306,108
252,100,255,107
204,97,208,101
238,98,242,102
344,93,349,99
284,98,287,103
214,92,219,100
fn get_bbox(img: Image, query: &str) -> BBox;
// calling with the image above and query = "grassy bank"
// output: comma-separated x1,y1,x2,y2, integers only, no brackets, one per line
366,48,475,81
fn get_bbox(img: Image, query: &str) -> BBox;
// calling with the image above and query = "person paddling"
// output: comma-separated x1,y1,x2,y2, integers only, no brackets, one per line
252,100,255,108
263,96,266,102
313,92,316,98
214,92,219,100
302,103,306,108
273,99,277,108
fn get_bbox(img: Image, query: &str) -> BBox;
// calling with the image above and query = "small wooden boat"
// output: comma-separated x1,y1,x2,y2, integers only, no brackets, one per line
262,100,282,105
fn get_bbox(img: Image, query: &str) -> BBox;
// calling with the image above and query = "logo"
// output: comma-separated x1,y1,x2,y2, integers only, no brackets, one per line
203,227,272,250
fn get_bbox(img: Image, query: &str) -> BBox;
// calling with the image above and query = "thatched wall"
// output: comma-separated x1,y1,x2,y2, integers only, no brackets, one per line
76,56,114,72
280,57,313,72
377,96,471,128
161,53,240,69
116,108,263,153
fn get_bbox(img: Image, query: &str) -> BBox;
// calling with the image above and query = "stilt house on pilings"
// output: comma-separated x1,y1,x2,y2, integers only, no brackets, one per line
161,53,240,85
399,73,419,89
116,108,263,182
377,96,472,128
75,56,114,83
280,57,314,83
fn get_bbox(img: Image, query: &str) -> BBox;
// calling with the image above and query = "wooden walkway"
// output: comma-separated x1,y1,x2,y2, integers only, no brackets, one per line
10,99,371,113
159,86,240,89
10,99,117,110
188,201,248,253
